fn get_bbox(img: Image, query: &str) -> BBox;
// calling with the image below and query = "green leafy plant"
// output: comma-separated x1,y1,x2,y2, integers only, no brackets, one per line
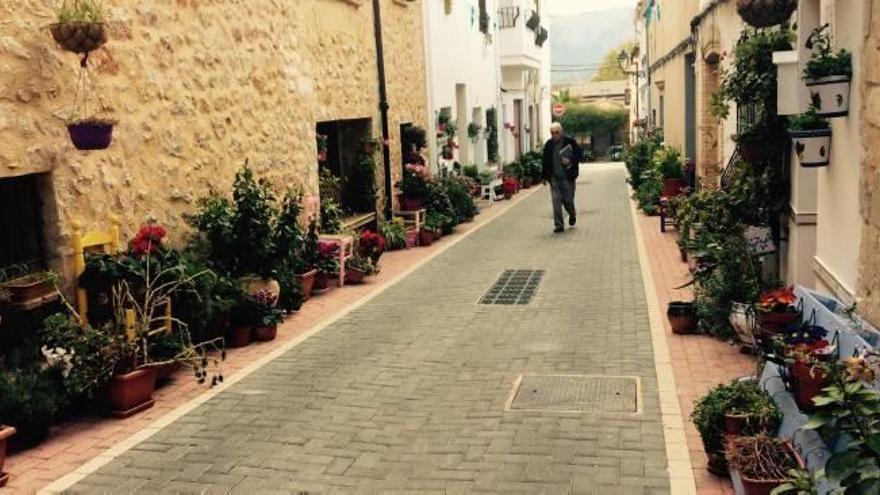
441,176,477,223
56,0,104,23
0,367,69,448
467,122,482,142
652,146,684,179
320,168,345,233
478,170,493,186
803,24,852,80
426,181,457,234
772,468,823,495
486,107,499,162
251,289,285,326
381,218,407,250
788,106,830,131
462,165,479,180
230,165,277,278
635,168,663,215
348,254,378,276
624,130,663,189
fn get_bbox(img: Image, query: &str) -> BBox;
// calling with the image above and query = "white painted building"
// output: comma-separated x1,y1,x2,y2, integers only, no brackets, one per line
422,0,502,172
497,0,551,162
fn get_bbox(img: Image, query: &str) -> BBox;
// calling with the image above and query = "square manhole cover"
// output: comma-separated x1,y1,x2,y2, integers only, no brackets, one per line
479,269,544,305
507,375,640,413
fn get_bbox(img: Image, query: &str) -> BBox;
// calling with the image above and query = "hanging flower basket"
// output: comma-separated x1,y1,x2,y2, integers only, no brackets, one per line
67,118,115,150
735,0,796,28
50,21,107,54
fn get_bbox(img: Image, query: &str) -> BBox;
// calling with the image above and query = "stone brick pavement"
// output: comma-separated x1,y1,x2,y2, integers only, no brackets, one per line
66,165,670,494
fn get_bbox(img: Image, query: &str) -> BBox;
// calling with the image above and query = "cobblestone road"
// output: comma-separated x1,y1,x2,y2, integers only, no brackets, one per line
68,164,670,494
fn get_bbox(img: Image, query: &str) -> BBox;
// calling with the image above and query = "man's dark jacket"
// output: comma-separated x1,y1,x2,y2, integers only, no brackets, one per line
542,136,583,182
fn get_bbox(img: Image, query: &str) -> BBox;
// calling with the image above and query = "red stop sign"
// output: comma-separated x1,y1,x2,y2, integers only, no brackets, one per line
552,103,566,117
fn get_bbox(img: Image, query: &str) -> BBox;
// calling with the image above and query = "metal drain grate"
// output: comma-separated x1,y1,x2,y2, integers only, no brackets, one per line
508,375,640,413
479,269,544,305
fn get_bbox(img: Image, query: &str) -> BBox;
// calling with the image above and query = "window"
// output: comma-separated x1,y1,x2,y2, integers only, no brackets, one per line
659,95,665,128
316,119,377,215
0,174,46,274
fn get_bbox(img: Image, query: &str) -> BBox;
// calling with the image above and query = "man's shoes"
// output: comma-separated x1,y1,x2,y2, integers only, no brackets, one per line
569,216,577,227
553,226,564,233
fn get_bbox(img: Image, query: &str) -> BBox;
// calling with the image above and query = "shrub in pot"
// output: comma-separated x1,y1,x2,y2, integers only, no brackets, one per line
652,146,685,198
313,242,340,292
441,176,477,224
756,287,800,339
381,219,408,251
788,107,831,168
667,301,698,335
345,255,378,285
0,368,67,451
803,24,852,118
251,290,284,342
692,379,781,476
726,434,803,495
779,322,833,411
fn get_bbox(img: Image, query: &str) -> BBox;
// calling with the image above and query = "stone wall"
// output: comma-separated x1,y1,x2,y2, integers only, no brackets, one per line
858,1,880,325
0,0,427,278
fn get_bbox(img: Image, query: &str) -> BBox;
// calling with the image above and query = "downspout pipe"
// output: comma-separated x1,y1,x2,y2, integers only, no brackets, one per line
372,0,393,221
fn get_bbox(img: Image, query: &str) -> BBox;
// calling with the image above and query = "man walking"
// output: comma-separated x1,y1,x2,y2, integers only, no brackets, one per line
542,122,583,233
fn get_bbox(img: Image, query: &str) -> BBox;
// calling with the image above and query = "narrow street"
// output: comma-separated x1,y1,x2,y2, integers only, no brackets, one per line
63,164,671,494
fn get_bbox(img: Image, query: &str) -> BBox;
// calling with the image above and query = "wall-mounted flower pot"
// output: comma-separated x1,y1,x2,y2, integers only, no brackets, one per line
98,367,158,418
806,76,851,118
419,230,434,247
0,425,16,487
295,269,318,302
253,324,277,342
67,119,115,150
313,272,331,293
667,301,698,335
227,325,252,348
735,0,796,28
790,129,832,167
526,11,541,30
50,22,107,53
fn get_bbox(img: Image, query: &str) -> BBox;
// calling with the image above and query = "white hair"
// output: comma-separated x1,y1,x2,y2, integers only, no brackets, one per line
550,122,563,132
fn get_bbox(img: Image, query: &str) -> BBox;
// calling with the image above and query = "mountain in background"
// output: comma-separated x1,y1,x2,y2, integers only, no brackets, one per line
550,8,636,84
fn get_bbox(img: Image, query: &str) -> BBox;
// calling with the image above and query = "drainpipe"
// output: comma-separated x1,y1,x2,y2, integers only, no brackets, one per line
372,0,393,221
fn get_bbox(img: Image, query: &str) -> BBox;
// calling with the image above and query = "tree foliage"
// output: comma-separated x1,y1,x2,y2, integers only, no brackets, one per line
592,41,635,82
557,103,628,136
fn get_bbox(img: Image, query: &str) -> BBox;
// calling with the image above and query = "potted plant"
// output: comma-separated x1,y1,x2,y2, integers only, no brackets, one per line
734,123,779,165
0,424,15,487
313,241,339,293
667,301,698,335
780,322,833,410
788,107,832,168
725,434,803,495
0,268,57,307
735,0,796,28
292,220,319,302
803,24,852,118
502,177,519,200
50,0,108,54
381,218,408,251
467,122,482,143
316,134,328,162
398,163,432,210
345,255,377,285
405,228,419,248
692,379,781,475
227,298,253,348
653,147,685,198
252,289,284,342
756,287,800,339
359,230,386,264
66,116,117,151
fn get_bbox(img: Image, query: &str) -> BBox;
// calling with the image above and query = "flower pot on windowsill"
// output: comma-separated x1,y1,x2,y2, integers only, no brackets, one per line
67,119,116,150
790,128,832,167
50,21,108,53
0,425,16,487
97,367,158,418
227,325,252,348
667,301,698,335
419,230,434,247
253,324,277,342
295,269,318,302
806,75,851,118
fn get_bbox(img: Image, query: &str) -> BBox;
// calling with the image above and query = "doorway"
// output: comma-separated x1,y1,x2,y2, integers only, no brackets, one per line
513,99,523,159
685,52,697,163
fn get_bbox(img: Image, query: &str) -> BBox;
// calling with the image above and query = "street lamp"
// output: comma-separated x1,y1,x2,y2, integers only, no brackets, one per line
617,48,643,134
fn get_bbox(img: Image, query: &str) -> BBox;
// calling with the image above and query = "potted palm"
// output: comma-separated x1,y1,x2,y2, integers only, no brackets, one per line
252,290,284,342
803,24,852,118
725,434,803,495
788,107,832,167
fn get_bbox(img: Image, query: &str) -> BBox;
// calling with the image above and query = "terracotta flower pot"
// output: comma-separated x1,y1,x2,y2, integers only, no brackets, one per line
405,229,419,248
791,360,830,411
667,302,698,335
400,196,425,211
313,272,330,292
706,451,728,476
0,274,55,304
722,413,775,437
67,121,115,150
0,425,16,487
155,362,182,383
419,230,434,247
734,441,804,495
295,269,318,302
758,311,800,337
662,178,686,198
98,368,158,418
227,325,252,348
253,324,277,342
345,267,366,284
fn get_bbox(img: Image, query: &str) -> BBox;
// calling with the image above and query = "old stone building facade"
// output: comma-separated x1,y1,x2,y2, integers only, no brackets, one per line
0,0,427,280
858,2,880,325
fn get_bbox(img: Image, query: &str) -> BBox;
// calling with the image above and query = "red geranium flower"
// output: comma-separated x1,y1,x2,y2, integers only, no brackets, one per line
130,223,167,256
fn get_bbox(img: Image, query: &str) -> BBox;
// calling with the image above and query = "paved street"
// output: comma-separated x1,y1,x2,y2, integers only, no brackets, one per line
68,164,670,494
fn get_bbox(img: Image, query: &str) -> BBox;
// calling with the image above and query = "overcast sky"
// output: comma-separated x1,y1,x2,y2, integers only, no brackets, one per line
547,0,638,16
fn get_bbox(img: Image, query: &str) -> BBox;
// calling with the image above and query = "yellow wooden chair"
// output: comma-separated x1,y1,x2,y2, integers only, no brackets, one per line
72,218,172,335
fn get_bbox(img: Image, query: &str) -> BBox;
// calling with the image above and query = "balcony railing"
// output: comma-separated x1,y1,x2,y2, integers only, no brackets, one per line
498,6,520,28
